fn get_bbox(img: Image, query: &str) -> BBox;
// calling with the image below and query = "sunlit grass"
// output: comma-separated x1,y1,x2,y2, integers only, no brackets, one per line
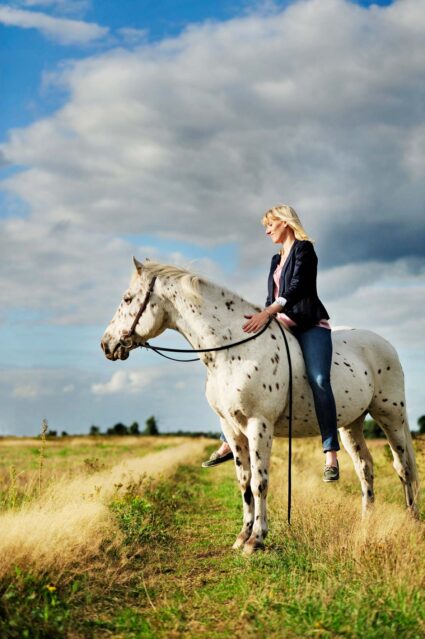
0,434,424,638
0,437,209,580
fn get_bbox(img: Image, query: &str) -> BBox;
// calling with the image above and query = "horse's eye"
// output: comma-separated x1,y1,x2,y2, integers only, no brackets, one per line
123,294,132,305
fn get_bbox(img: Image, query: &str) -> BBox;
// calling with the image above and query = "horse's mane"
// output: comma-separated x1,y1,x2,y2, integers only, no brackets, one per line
130,259,257,309
131,260,205,303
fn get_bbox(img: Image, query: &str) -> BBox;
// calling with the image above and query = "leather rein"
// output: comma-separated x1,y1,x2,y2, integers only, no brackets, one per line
120,274,294,526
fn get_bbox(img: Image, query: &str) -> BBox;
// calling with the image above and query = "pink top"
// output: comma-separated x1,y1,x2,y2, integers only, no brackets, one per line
273,263,331,330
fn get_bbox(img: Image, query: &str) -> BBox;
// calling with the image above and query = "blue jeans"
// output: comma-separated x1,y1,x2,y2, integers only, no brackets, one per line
291,325,340,452
221,326,340,453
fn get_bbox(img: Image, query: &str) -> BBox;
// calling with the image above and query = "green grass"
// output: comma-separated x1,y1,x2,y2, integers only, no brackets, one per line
1,440,425,638
94,460,425,639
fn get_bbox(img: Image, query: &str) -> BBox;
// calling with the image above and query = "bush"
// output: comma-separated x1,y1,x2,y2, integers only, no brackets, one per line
363,419,385,439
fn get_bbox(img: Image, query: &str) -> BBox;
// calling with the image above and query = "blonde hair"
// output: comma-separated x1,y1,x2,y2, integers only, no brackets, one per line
261,204,314,244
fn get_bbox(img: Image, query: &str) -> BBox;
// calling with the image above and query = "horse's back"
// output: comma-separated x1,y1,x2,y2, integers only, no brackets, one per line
331,326,403,371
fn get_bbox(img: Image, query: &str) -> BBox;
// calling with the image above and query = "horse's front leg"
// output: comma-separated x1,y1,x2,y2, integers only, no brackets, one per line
220,420,253,550
244,417,273,555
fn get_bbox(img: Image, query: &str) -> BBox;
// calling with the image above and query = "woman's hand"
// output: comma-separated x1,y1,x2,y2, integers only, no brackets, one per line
242,310,271,333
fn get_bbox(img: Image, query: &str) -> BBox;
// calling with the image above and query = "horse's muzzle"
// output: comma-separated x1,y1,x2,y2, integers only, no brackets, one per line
101,337,130,361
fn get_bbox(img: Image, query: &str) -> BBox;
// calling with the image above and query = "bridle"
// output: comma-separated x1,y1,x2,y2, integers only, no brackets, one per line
119,274,274,357
119,275,157,349
118,274,294,526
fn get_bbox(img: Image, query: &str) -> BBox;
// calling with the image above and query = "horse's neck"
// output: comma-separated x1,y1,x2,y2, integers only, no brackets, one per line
165,280,256,355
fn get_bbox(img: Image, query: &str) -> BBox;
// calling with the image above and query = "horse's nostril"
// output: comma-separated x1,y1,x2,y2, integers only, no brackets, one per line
101,339,110,355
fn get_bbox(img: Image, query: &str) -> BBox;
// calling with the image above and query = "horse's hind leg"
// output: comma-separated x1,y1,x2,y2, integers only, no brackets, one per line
369,403,420,519
219,419,254,549
339,413,375,516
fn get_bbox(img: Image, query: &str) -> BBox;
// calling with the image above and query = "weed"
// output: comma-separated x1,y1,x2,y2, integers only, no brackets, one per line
83,457,106,474
0,568,71,638
109,472,196,548
38,419,48,498
383,443,393,462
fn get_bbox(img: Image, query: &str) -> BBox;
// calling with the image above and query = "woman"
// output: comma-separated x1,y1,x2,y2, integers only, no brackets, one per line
202,204,340,482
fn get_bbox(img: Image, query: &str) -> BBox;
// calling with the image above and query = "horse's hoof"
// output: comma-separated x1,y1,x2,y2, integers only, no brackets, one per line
232,537,245,550
243,540,265,555
408,506,420,521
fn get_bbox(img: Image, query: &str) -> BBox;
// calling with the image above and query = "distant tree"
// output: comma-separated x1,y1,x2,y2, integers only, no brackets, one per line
90,425,101,436
144,416,159,436
61,431,68,437
418,415,425,435
363,419,385,439
107,422,128,436
48,430,57,438
129,421,140,435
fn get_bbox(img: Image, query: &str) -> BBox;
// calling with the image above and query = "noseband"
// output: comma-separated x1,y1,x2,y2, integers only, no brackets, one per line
119,275,157,348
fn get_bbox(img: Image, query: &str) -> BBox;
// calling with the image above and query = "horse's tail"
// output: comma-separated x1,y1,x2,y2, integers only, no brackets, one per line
404,419,420,508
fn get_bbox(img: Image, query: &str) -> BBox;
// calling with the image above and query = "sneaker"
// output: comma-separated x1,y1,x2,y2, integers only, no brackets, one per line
323,460,339,482
201,450,234,468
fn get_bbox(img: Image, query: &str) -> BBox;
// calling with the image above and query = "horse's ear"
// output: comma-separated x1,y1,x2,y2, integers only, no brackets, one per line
133,256,143,274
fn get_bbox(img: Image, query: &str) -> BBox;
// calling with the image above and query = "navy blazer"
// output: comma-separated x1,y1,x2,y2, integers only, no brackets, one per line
265,239,330,330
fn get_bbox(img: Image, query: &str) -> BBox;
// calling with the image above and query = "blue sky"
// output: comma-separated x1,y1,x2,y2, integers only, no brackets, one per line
0,0,393,142
1,0,424,437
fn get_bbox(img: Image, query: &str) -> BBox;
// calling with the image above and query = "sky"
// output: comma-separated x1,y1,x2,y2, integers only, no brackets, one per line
0,0,424,437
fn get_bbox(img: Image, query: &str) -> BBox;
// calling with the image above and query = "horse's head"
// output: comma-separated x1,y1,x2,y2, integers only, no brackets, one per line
101,257,167,361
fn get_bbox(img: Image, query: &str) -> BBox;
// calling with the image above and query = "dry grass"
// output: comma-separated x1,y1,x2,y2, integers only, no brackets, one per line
0,435,188,507
269,436,425,596
0,438,210,580
1,434,425,637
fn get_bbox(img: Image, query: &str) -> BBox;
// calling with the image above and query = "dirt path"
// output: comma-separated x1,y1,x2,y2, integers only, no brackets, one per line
0,439,211,579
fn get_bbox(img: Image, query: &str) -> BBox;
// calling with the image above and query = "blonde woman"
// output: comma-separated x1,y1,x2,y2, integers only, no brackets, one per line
202,204,340,482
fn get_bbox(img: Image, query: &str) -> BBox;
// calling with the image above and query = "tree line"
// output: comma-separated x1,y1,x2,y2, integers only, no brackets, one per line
89,415,159,437
49,416,220,439
43,415,425,439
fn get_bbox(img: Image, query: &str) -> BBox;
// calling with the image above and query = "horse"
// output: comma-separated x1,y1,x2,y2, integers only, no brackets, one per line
101,257,420,553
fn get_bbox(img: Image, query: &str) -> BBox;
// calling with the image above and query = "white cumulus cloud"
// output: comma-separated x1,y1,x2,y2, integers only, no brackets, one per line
0,5,108,44
0,0,424,432
91,369,162,395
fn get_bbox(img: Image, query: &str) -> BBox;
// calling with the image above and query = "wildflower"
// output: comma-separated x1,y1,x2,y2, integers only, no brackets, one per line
46,583,56,592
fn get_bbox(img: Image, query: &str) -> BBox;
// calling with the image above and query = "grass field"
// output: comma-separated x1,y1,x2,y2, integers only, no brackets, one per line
0,434,424,638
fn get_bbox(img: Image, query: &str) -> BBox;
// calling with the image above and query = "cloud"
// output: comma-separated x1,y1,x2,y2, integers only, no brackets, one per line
0,5,107,44
0,0,423,256
3,368,84,399
0,0,424,433
91,369,162,395
20,0,90,14
0,0,423,321
116,27,149,46
0,218,227,326
18,0,91,17
13,382,41,399
236,255,425,348
0,366,211,435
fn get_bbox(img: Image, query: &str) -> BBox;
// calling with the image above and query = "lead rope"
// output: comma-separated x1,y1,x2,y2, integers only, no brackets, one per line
273,318,293,527
141,316,293,527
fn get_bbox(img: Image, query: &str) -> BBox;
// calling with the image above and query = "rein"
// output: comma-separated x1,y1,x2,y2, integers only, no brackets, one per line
141,316,273,361
123,275,293,526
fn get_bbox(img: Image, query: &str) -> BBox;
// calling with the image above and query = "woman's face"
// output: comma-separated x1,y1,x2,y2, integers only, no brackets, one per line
265,216,289,244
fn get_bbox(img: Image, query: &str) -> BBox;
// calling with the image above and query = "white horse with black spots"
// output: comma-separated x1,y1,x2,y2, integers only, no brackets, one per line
101,258,420,554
